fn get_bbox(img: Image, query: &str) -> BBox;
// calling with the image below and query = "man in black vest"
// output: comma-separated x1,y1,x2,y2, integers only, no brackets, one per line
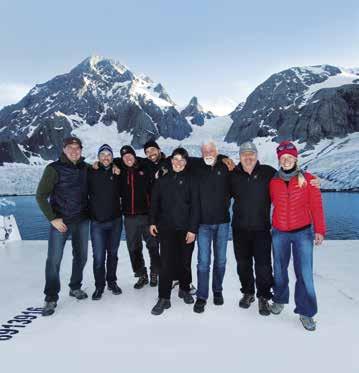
88,144,123,301
36,137,89,316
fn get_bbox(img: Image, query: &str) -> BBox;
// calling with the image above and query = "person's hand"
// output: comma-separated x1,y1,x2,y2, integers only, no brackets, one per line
92,161,99,170
150,225,158,237
186,232,196,244
112,164,121,175
222,157,236,172
314,233,324,246
310,176,321,189
51,218,68,233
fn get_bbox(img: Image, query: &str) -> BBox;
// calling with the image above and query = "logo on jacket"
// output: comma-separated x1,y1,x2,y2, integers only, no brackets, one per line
217,171,221,175
139,171,144,176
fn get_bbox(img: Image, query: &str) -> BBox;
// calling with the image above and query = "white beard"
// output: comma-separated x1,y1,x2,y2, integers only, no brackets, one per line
204,157,216,166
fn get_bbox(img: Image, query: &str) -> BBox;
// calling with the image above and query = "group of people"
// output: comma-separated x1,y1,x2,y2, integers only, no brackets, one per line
36,136,325,331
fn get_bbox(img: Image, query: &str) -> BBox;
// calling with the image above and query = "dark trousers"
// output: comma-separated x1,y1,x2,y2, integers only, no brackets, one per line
44,219,89,302
158,228,194,299
232,228,273,299
124,215,160,276
90,217,123,289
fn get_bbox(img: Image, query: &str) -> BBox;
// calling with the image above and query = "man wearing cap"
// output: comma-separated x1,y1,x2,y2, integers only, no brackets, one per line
230,141,276,316
88,144,123,300
116,145,161,289
230,141,320,316
36,137,90,316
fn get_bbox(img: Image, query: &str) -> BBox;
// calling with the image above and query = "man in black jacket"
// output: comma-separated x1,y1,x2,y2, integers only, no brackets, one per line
230,142,276,316
88,144,123,301
149,147,200,316
36,137,90,316
192,141,232,313
118,145,161,289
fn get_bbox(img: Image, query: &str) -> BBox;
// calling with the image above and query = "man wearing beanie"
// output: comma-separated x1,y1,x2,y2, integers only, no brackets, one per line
88,144,123,300
116,145,161,289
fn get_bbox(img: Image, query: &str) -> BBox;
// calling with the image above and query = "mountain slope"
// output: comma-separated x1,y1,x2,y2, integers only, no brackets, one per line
0,56,192,162
225,65,359,145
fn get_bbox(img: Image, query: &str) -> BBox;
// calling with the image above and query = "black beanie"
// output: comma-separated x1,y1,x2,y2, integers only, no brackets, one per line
143,140,160,152
120,145,136,158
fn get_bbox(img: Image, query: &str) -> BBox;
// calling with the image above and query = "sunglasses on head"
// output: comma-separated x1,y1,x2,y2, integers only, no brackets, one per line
277,143,295,152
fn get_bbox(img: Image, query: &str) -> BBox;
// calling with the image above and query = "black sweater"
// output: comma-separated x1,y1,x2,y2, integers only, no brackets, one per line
88,164,122,222
230,161,276,231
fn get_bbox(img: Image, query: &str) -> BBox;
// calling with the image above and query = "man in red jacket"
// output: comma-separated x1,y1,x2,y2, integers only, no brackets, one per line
269,141,325,331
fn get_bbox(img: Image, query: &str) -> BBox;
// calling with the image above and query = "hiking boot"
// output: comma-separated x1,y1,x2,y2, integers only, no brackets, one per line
258,297,271,316
151,298,171,315
270,302,284,315
42,301,57,316
69,289,88,300
300,315,316,331
134,273,149,289
213,292,224,306
92,288,104,300
178,289,194,304
108,282,122,295
150,272,158,287
193,299,206,313
239,294,255,309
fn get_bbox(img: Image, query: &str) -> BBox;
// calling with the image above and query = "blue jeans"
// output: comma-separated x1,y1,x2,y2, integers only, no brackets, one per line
90,217,123,289
44,219,89,302
196,223,230,300
272,227,318,317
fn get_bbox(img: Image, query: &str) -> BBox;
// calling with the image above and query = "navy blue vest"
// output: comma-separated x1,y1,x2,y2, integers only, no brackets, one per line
50,154,88,224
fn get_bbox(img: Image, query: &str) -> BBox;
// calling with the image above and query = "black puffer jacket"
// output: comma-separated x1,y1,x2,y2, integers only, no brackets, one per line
149,168,200,233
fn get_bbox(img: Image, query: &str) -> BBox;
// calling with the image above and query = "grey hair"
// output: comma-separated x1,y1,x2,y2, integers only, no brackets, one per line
201,140,218,152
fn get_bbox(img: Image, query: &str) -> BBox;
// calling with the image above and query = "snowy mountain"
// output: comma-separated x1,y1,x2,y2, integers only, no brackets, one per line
180,96,215,126
0,56,193,163
225,65,359,145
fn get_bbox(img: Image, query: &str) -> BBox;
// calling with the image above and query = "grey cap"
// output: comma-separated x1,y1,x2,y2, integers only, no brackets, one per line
239,141,257,154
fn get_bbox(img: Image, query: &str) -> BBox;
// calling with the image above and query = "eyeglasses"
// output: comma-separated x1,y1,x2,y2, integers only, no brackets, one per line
277,143,295,152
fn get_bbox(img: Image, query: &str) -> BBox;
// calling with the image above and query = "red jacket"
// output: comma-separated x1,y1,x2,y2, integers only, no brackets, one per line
270,172,326,236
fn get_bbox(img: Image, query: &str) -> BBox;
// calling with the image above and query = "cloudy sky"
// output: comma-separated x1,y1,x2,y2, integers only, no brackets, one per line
0,0,358,115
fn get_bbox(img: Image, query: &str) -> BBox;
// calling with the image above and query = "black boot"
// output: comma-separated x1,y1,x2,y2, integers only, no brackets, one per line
239,294,255,309
213,292,224,306
134,273,149,289
150,272,158,287
151,298,171,315
258,297,271,316
92,288,104,300
193,299,206,313
108,282,122,295
178,289,194,304
42,301,57,316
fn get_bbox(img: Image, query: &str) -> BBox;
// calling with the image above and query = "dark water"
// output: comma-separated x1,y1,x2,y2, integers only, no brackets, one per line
0,193,358,240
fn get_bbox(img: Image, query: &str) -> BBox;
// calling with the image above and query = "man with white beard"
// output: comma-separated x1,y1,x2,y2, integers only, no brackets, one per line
192,141,233,313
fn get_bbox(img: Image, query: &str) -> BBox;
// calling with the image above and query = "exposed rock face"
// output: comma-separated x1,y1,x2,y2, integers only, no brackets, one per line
180,96,215,126
0,56,193,162
225,65,359,145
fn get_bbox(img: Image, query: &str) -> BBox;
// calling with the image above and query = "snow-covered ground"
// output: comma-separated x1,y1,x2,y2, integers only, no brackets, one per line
0,114,358,194
0,240,358,372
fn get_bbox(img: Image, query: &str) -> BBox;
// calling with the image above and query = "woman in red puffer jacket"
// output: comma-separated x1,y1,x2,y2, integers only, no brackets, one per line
269,141,326,332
